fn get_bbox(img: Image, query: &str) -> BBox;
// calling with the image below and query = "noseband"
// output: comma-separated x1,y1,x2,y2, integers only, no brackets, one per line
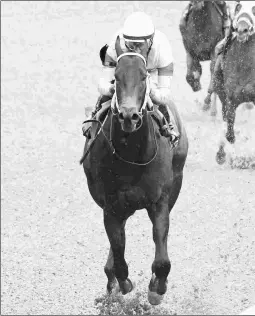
110,52,152,116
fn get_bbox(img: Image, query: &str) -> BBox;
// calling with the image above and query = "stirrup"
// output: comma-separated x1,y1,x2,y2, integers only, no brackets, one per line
170,131,180,147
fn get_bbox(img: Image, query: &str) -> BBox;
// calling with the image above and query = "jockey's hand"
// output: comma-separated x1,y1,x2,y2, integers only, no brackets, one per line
109,84,115,96
150,84,171,105
98,79,115,97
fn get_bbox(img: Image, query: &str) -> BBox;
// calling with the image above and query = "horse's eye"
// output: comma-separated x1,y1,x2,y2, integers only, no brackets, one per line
235,3,242,15
252,6,255,16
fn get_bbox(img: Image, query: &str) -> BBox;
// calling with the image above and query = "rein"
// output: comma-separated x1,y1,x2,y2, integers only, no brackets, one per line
212,1,224,17
80,110,158,166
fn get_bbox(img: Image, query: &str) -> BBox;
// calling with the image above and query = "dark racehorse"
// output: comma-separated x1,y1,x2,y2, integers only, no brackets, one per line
215,8,255,164
179,0,226,110
80,37,188,305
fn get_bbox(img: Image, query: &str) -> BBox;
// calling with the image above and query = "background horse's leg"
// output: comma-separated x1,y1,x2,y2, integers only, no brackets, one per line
103,212,133,295
210,92,218,117
186,51,202,92
203,56,216,112
147,198,171,305
226,103,237,143
213,69,229,121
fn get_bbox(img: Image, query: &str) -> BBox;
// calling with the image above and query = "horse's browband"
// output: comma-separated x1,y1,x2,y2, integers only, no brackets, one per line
117,52,147,66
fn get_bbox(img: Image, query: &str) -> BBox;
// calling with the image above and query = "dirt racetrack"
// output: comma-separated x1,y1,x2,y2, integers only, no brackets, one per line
1,1,255,315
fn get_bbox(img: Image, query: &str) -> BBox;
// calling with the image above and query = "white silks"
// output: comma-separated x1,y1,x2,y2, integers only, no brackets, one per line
98,67,115,96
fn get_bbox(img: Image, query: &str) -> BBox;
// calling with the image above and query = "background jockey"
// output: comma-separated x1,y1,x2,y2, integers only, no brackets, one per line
214,0,241,55
212,1,242,82
82,11,179,145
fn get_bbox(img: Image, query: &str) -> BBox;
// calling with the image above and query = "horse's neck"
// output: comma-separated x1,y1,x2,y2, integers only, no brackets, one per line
228,34,255,65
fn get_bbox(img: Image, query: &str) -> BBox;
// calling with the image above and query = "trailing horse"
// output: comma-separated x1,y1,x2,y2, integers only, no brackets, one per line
80,37,188,305
179,0,226,111
215,3,255,164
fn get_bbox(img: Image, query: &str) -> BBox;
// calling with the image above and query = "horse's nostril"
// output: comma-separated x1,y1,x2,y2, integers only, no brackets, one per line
119,113,124,120
132,113,139,121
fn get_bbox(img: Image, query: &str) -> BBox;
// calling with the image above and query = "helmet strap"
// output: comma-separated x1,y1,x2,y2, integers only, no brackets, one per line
147,35,154,58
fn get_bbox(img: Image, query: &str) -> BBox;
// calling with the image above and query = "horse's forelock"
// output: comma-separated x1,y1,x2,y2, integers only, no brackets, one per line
117,55,146,75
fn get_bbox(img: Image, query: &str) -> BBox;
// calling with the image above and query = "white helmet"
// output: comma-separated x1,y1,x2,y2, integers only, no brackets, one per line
123,12,155,42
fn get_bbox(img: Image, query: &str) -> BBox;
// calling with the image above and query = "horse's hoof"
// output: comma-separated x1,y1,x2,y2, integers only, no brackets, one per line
148,290,164,305
226,132,235,144
202,97,211,111
216,151,226,165
106,277,118,294
119,278,134,295
193,84,201,92
210,110,217,117
216,145,226,165
202,104,210,112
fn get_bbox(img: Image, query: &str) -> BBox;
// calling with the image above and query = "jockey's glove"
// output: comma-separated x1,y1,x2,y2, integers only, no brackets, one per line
98,67,115,97
149,75,172,105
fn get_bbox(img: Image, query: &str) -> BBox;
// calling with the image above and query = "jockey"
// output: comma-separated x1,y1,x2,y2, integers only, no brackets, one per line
82,11,179,145
212,1,241,80
214,0,241,55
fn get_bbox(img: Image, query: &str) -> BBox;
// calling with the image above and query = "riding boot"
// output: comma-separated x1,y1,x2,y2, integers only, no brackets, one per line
158,103,180,146
179,2,192,29
82,95,111,137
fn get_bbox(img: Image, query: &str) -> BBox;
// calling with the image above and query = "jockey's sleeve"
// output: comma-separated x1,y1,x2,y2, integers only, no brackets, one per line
157,31,174,70
97,31,121,96
150,63,173,105
150,31,174,105
97,56,115,96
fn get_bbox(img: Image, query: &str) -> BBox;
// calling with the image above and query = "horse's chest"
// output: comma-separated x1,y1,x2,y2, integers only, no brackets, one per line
98,166,165,209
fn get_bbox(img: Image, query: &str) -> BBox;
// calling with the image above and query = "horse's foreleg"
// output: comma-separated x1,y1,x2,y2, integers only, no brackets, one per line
104,247,117,293
186,52,202,92
226,104,237,143
217,88,229,121
203,57,216,112
212,64,229,121
103,213,133,295
147,199,171,305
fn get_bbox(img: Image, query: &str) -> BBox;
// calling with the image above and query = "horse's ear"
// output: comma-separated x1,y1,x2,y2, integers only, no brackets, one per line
115,35,123,57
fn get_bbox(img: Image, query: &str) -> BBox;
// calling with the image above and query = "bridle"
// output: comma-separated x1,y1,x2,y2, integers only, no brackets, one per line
80,52,160,166
110,52,153,117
